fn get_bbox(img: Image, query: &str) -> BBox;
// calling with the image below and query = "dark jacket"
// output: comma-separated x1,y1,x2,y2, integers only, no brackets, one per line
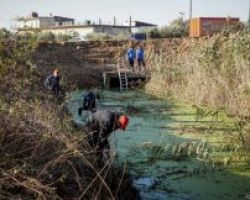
83,91,96,110
44,74,60,91
78,91,97,116
84,110,121,149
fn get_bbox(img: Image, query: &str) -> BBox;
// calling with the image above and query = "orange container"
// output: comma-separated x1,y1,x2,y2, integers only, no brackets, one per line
189,17,240,37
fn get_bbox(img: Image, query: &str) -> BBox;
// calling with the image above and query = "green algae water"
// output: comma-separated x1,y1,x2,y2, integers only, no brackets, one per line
68,90,250,200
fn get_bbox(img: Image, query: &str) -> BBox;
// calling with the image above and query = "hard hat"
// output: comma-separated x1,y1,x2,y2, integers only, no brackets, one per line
119,115,129,131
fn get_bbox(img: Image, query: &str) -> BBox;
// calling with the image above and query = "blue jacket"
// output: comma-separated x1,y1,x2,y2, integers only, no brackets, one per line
127,48,136,60
136,48,145,60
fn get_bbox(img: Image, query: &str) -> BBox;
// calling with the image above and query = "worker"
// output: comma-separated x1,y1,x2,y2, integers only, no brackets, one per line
84,110,129,161
44,68,61,96
136,45,146,72
78,91,99,116
127,46,136,71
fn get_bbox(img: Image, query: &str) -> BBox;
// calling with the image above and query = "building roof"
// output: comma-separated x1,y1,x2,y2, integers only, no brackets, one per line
39,24,132,30
18,15,74,21
134,21,157,27
53,16,74,21
194,17,240,21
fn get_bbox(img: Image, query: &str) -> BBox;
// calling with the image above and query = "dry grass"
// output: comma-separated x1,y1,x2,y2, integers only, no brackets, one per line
146,32,250,117
0,40,138,199
145,32,250,148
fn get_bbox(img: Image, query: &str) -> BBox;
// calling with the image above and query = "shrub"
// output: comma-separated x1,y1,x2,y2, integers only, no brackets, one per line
0,28,10,40
37,32,56,42
56,33,72,42
85,32,113,41
148,17,188,38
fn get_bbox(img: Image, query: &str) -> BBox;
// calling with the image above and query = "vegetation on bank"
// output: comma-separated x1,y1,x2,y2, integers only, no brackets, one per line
148,17,188,38
0,28,71,43
0,38,137,199
146,31,250,163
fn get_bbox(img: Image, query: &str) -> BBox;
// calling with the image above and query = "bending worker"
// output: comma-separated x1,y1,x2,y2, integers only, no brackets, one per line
84,110,129,160
78,91,100,116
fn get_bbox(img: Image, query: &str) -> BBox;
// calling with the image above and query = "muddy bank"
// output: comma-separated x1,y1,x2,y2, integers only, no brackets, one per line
31,38,201,88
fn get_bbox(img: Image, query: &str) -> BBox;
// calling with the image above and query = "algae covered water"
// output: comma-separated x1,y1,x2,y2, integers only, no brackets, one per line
68,90,250,200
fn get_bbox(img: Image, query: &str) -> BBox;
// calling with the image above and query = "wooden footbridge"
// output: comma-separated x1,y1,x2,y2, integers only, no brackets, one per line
103,68,147,91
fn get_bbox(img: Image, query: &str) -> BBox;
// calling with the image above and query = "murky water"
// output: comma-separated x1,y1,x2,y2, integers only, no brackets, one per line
68,90,250,200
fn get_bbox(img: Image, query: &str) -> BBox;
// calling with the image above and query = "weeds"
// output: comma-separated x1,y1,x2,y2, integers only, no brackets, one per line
0,38,138,199
146,31,250,149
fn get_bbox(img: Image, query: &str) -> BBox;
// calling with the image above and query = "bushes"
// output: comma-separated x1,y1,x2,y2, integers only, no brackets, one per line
56,33,72,42
148,17,188,38
37,32,55,42
0,28,10,40
145,31,250,151
0,38,138,199
85,33,113,41
85,32,130,41
10,31,72,43
146,31,250,117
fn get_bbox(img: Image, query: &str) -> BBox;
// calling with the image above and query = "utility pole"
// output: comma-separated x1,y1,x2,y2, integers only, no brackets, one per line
129,16,132,32
248,0,250,27
189,0,193,21
113,16,116,26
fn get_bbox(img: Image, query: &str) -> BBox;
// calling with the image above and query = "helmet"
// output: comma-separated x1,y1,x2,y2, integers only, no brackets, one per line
118,115,129,131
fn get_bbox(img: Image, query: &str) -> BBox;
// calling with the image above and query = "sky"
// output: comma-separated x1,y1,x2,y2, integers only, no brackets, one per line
0,0,249,29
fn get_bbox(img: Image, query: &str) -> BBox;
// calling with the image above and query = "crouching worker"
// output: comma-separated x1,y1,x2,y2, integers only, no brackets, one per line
44,68,62,96
84,110,129,163
78,91,99,116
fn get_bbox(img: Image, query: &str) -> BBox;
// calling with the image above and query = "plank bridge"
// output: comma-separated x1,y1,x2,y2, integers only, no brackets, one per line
103,69,147,91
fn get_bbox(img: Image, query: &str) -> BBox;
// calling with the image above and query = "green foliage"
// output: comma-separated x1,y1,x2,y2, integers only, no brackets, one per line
197,31,250,85
149,17,188,38
85,32,113,41
56,33,72,42
14,32,38,42
115,31,131,40
85,32,130,41
37,31,55,42
0,28,10,40
86,33,116,41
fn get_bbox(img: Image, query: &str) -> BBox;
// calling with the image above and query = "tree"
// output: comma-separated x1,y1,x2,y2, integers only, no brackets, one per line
149,17,188,38
0,28,11,40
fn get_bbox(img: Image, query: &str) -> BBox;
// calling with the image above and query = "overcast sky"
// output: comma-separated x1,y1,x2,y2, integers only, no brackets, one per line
0,0,249,29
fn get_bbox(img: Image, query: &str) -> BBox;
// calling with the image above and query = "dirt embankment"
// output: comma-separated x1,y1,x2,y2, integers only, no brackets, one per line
32,41,128,88
32,38,192,88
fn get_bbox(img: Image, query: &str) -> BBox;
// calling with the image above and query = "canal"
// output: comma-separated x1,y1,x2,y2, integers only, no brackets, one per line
68,90,250,200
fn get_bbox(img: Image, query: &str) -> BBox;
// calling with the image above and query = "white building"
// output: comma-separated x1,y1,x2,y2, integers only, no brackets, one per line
15,13,157,37
15,13,74,29
39,24,131,37
131,21,157,33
